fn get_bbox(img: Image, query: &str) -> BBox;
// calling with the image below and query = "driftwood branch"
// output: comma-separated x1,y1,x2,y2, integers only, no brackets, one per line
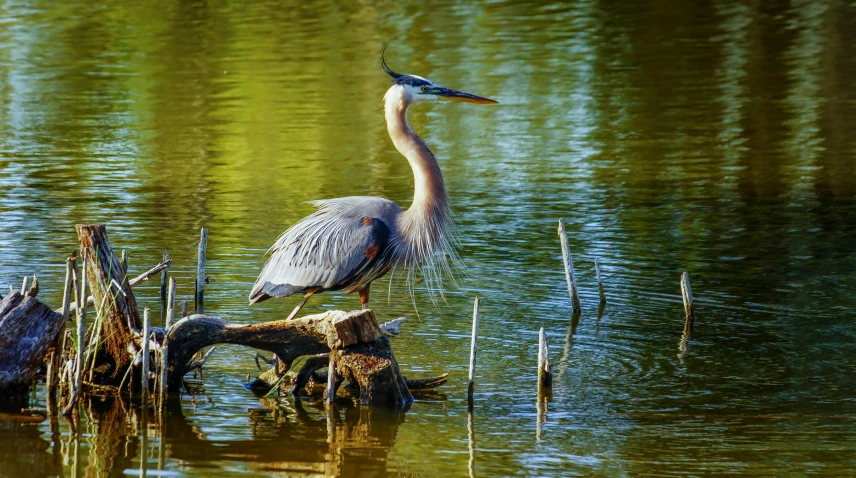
165,309,414,407
166,309,380,390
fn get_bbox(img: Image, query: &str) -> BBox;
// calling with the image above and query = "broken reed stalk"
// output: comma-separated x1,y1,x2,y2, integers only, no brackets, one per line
537,327,552,389
86,295,108,383
48,257,75,399
595,258,606,305
680,271,695,331
141,307,151,397
159,277,176,406
62,255,87,416
467,296,480,407
20,276,28,295
196,227,208,314
557,219,581,315
160,250,169,301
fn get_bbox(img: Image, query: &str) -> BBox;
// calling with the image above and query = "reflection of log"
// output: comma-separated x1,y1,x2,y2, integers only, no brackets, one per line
0,413,62,476
0,291,66,408
76,224,141,381
166,309,413,408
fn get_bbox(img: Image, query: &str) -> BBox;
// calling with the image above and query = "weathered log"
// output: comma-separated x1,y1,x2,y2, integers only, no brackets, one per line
0,292,66,408
76,224,141,381
165,309,383,390
166,309,414,407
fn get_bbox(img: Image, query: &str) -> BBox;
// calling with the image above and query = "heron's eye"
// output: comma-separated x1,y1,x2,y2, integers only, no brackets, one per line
421,86,430,92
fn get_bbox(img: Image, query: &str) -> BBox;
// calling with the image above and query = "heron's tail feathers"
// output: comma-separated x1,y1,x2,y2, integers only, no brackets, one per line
248,281,302,305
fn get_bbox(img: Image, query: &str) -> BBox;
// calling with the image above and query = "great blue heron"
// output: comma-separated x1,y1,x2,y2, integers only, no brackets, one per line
249,48,497,320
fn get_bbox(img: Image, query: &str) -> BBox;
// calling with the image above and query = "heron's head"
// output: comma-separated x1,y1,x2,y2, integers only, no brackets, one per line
382,49,497,106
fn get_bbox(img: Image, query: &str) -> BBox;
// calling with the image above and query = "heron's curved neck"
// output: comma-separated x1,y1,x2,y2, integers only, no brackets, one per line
384,86,450,231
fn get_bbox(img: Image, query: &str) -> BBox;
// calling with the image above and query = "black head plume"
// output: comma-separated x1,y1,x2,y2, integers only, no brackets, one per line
381,35,434,88
382,34,406,81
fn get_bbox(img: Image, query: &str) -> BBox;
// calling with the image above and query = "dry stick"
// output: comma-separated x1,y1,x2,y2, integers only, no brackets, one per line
467,296,481,408
537,327,552,389
48,258,75,401
680,272,695,331
159,277,176,409
195,227,208,314
180,301,188,319
187,346,217,379
62,255,87,416
20,276,28,295
129,259,171,286
595,258,606,305
557,219,581,315
326,352,336,404
159,250,169,302
141,308,151,400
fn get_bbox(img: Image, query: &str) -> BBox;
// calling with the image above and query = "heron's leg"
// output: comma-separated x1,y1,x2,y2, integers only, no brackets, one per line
359,285,371,310
286,290,315,321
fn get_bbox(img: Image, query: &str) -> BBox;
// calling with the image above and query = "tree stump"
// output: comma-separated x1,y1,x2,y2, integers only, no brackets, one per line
76,224,142,382
0,291,66,409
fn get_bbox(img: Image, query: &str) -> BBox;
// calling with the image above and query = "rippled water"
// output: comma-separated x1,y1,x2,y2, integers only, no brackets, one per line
2,0,856,476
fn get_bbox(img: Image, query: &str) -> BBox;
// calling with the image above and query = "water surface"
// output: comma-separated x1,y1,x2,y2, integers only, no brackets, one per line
1,0,855,476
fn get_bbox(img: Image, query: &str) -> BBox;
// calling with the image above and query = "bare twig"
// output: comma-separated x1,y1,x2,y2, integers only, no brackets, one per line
537,327,552,389
187,346,217,379
558,218,581,314
141,308,151,397
62,254,87,416
467,296,480,407
595,258,606,305
680,271,695,330
196,228,208,314
130,258,172,287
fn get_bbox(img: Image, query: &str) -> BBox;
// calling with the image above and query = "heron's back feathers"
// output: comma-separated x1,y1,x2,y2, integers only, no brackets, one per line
249,197,402,304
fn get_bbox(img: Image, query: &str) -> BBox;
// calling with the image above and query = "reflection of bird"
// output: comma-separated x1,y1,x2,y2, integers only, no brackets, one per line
249,47,497,320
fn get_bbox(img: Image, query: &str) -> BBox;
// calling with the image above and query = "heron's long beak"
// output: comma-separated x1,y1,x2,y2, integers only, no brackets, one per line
435,87,498,104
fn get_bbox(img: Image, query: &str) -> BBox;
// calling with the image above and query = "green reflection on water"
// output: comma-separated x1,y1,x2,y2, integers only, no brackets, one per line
1,0,856,476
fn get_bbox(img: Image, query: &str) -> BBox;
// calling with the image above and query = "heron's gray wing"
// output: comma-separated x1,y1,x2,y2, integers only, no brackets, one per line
249,209,392,304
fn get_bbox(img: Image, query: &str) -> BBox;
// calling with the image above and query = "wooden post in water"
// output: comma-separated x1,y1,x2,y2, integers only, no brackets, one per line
160,250,169,302
557,219,581,315
48,257,75,401
326,353,337,404
680,272,695,331
595,258,606,305
141,308,151,399
467,296,480,408
195,228,208,314
537,327,552,389
62,255,87,416
159,277,176,407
